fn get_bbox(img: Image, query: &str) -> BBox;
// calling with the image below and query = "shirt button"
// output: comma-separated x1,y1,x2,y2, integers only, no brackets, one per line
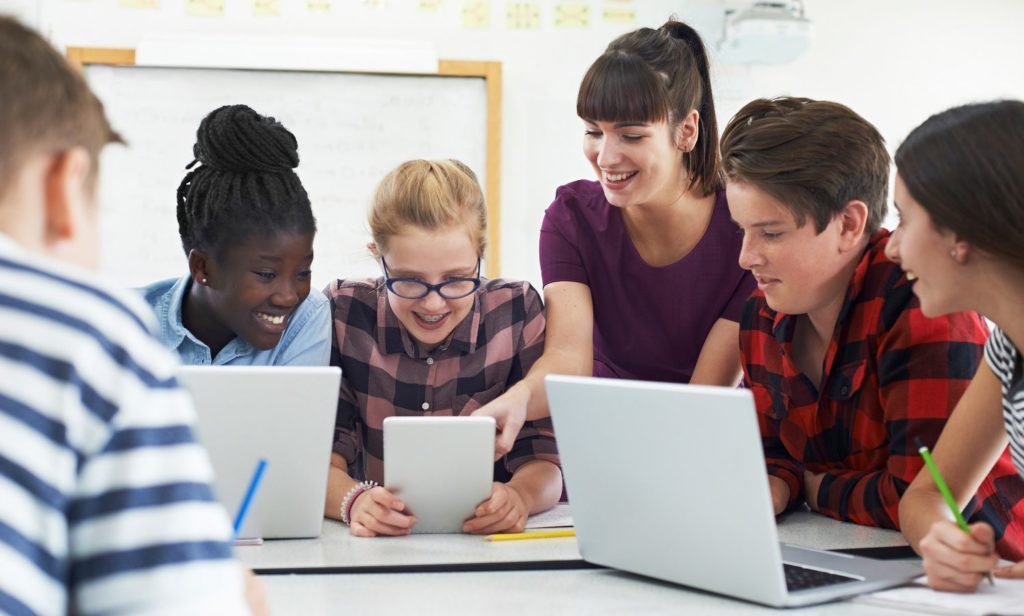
421,402,430,411
426,357,434,365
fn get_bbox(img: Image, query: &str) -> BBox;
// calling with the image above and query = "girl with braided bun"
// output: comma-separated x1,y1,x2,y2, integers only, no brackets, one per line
141,104,331,365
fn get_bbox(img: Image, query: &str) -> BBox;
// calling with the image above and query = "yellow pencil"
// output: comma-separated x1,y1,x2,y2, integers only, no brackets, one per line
485,529,576,542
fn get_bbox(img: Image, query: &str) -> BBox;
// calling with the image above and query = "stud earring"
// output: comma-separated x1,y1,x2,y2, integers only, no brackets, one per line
201,277,208,284
949,249,958,259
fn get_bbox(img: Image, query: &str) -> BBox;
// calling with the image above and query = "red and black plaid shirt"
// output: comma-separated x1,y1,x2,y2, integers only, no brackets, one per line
741,230,1024,558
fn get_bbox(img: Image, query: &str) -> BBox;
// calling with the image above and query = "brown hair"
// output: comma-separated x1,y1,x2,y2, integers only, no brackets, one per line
896,100,1024,271
0,17,121,201
576,20,722,196
368,159,487,257
721,97,890,234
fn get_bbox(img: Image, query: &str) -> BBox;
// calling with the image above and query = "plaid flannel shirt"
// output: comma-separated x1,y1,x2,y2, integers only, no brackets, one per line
325,277,559,485
741,230,1024,558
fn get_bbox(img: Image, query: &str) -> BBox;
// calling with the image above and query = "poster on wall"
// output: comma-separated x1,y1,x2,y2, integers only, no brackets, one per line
506,1,540,29
553,2,589,27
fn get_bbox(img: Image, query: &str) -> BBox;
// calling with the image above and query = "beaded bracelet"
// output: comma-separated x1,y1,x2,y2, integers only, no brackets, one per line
340,480,379,525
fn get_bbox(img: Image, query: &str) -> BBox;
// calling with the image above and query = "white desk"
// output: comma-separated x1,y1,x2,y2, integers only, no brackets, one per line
254,511,915,614
262,569,917,615
238,509,907,572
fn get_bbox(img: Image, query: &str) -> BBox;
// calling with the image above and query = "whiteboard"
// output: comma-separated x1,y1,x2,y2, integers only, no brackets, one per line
86,64,488,292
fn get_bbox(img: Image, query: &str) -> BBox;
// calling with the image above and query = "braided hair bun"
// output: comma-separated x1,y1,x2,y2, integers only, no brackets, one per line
176,104,315,258
193,104,299,173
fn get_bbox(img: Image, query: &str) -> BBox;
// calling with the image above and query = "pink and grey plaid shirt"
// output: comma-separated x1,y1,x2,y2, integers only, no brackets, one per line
324,277,558,484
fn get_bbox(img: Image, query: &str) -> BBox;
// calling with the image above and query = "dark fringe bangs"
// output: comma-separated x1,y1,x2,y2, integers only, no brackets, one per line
577,52,668,124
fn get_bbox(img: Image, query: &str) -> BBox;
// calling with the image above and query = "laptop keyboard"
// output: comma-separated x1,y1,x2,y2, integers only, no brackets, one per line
783,563,859,591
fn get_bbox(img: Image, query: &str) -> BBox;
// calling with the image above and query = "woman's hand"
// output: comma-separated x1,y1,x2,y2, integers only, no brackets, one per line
919,520,998,592
463,483,529,534
472,384,529,460
348,486,417,537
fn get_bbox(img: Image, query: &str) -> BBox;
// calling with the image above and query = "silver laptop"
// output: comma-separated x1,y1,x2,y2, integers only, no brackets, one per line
545,375,921,608
179,366,340,540
384,416,495,534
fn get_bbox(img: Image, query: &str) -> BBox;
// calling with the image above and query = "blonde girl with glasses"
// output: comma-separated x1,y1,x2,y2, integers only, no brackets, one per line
322,159,562,537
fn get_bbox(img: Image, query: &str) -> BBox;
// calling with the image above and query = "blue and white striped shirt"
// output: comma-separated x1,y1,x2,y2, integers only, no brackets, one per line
987,325,1024,477
0,236,247,615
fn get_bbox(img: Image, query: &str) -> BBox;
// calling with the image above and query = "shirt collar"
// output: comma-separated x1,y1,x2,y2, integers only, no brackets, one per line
164,274,255,358
160,274,192,347
767,229,890,343
375,278,482,358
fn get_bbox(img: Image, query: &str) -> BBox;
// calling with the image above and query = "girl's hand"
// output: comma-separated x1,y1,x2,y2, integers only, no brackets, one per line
463,483,528,534
920,520,998,592
348,486,417,537
994,560,1024,578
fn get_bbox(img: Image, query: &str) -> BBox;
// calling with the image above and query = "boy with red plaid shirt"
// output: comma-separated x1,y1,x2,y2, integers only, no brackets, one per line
721,97,1024,558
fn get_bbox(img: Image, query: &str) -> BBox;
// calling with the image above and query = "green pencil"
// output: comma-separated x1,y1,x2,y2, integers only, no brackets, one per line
915,437,994,585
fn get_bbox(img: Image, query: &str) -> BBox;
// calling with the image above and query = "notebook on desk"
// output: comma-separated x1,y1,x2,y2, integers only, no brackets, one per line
179,366,340,540
546,375,921,608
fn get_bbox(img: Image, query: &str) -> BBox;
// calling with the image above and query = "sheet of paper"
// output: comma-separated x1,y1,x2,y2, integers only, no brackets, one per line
553,2,588,28
525,503,573,529
461,0,490,28
252,0,280,16
185,0,224,17
855,575,1024,615
119,0,158,9
505,1,540,30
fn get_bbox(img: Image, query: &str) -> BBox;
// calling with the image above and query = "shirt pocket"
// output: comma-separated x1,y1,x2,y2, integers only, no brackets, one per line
826,359,882,456
826,359,868,403
451,382,506,416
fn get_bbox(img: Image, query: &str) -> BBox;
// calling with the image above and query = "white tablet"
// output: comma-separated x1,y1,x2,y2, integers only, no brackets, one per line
383,416,496,534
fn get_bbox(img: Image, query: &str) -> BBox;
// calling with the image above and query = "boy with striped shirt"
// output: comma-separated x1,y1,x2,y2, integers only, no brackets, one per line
0,17,259,615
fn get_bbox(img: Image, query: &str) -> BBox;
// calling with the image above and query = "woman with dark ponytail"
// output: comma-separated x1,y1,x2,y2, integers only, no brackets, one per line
892,101,1024,591
141,104,331,365
473,20,754,455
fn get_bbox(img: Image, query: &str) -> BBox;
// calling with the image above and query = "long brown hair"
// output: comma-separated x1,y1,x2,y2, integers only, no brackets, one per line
576,20,722,196
896,100,1024,271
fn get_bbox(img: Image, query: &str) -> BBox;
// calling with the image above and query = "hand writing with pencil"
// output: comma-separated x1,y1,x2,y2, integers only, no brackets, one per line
919,520,999,592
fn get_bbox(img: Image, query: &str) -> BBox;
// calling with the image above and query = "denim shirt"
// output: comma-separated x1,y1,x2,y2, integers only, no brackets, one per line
139,275,331,366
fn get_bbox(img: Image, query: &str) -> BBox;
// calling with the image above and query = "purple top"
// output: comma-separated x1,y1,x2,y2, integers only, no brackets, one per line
540,180,755,383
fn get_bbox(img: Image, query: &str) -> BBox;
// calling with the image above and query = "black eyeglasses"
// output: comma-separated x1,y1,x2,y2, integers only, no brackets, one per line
381,256,482,300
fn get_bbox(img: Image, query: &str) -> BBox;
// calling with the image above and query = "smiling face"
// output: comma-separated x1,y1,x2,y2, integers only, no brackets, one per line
885,173,967,317
199,231,314,350
728,181,858,319
583,118,690,209
381,224,479,351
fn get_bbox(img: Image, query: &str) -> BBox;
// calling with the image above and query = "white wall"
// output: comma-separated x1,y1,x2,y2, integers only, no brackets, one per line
13,0,1024,288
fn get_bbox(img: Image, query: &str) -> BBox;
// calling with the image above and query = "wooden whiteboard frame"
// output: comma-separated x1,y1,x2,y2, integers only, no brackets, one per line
67,47,503,277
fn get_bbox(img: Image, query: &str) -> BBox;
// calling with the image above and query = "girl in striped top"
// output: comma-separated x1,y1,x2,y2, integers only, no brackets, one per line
891,101,1024,592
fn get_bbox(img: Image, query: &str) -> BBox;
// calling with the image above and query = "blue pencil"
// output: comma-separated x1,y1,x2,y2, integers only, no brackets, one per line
233,458,268,536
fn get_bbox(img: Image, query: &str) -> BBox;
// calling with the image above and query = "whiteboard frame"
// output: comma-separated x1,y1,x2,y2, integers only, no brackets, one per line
67,47,504,277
